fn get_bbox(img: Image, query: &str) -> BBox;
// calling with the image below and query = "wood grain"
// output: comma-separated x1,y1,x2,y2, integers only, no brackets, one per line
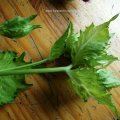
0,0,120,120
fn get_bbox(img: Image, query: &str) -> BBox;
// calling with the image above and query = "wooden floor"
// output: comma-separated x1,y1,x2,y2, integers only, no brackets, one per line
0,0,120,120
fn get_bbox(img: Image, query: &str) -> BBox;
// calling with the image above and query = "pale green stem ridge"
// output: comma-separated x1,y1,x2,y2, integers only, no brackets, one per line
0,58,48,72
0,65,72,76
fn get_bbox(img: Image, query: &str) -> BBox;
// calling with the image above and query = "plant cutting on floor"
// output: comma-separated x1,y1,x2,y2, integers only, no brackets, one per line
0,14,120,119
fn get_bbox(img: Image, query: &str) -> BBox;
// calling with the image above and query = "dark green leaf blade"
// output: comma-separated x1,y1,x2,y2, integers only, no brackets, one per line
65,22,78,52
0,51,31,105
49,23,71,60
0,15,41,38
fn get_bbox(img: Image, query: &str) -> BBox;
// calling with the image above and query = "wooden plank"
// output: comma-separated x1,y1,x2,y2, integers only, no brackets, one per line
0,0,120,120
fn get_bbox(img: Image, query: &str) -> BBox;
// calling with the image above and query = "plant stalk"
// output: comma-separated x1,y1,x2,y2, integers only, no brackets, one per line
0,58,48,72
0,65,72,76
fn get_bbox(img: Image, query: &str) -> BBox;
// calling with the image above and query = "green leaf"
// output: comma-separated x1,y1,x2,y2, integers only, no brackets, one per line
49,23,71,60
89,52,118,67
67,68,119,117
0,15,41,38
71,14,119,67
97,69,120,90
0,51,31,105
65,22,78,52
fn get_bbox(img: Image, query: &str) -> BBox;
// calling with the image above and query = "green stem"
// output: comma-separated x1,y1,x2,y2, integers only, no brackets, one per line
0,58,48,72
0,65,72,76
